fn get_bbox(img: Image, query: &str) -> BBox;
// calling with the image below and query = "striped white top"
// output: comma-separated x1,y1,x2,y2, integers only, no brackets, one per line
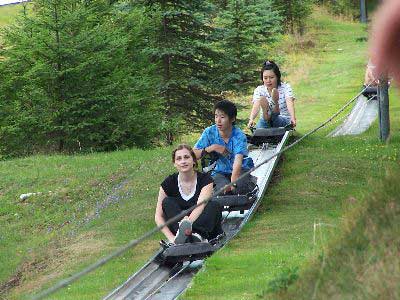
252,82,295,118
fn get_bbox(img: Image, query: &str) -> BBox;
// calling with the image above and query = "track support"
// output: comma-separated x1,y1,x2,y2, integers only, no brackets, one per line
378,76,390,142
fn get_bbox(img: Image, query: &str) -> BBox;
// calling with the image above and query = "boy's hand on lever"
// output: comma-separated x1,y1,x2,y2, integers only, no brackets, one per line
223,183,237,194
207,144,229,157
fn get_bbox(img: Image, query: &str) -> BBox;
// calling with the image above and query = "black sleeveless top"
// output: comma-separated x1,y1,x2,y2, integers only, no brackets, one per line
161,171,213,205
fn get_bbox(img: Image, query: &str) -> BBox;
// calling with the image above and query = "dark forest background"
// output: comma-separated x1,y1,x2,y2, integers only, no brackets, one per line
0,0,362,157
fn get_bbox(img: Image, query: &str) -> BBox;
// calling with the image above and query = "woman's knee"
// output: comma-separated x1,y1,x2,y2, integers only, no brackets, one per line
256,118,270,129
271,115,290,127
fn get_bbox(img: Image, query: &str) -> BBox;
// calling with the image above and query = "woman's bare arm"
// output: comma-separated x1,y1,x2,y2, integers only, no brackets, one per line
248,100,261,128
155,187,176,242
286,97,296,127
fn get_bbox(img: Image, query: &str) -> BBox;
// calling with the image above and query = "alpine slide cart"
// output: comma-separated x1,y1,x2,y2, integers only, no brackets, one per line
104,126,292,300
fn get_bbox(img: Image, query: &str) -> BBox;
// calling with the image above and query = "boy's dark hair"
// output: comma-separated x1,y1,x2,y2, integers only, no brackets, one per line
260,60,282,86
214,100,237,123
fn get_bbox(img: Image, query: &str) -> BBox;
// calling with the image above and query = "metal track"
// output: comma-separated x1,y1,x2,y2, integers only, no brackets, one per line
104,131,291,300
329,95,378,137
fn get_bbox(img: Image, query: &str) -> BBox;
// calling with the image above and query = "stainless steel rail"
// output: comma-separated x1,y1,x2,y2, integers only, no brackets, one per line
104,131,291,300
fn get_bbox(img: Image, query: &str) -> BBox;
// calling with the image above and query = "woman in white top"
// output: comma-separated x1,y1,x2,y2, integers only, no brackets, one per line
248,60,297,128
154,144,223,244
364,59,378,86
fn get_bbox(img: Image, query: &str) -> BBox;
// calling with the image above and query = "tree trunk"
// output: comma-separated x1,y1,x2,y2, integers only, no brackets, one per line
160,0,175,144
53,1,65,152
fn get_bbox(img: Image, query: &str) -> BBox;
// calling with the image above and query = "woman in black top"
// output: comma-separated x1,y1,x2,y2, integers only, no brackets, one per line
155,144,223,244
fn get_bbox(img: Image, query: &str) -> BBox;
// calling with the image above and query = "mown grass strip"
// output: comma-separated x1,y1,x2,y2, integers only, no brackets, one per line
0,4,21,28
0,148,175,299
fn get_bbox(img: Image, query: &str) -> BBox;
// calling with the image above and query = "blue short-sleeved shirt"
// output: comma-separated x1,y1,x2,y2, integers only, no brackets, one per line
195,125,254,175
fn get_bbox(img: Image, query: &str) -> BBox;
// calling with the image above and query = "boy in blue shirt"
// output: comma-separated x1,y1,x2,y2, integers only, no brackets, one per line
194,100,256,195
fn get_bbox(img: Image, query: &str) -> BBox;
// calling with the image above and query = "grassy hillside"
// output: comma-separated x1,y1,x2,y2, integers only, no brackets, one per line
0,3,23,47
0,5,399,300
0,4,22,28
0,148,176,299
266,167,400,299
183,7,400,300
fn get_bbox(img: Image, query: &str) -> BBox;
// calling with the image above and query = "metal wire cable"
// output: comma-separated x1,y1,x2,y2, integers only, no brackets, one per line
30,84,373,300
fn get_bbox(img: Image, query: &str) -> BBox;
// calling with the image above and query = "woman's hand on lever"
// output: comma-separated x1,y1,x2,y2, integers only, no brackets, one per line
291,117,296,127
247,118,255,128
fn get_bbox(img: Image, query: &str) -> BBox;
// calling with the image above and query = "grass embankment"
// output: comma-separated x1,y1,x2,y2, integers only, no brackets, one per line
0,6,399,300
0,4,24,34
0,3,23,48
0,4,21,28
268,167,400,299
183,8,400,300
0,148,176,299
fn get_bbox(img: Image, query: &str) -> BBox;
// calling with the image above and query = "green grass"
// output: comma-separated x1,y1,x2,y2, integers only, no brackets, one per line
0,148,175,299
0,3,25,47
1,5,399,300
265,166,400,300
0,4,22,28
182,7,400,300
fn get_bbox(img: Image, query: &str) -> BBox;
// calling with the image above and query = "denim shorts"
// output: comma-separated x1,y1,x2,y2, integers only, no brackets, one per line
256,113,291,128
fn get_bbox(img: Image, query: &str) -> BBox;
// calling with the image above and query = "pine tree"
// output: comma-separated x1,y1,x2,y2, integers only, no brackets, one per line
143,0,222,144
320,0,359,17
217,0,257,90
0,0,151,156
215,0,282,90
272,0,313,34
251,0,283,43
